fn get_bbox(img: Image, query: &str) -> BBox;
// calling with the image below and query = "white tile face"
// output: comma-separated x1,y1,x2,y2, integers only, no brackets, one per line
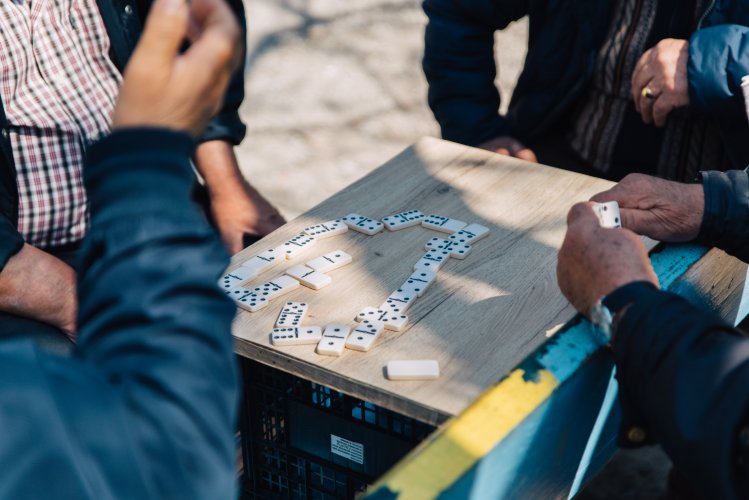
355,307,409,332
241,248,283,275
275,301,309,328
382,209,426,231
448,223,490,245
230,287,271,313
278,233,317,260
306,250,353,274
316,324,352,356
421,214,467,234
380,289,417,314
244,276,300,312
593,202,622,228
285,265,332,290
413,250,450,272
219,266,257,291
400,270,437,297
271,326,322,346
341,213,384,236
424,237,472,260
303,220,348,239
385,360,440,381
345,320,385,352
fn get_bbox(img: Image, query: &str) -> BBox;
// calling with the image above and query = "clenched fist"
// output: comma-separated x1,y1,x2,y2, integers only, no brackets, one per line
112,0,242,136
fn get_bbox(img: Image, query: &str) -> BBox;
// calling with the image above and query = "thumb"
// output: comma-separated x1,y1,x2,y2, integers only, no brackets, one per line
133,0,189,67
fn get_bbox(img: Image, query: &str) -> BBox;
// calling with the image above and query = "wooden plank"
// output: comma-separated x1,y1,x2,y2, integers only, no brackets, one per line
230,137,646,424
366,244,747,498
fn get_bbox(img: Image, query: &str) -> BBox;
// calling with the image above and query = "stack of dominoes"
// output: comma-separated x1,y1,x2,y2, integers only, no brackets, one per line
220,210,491,381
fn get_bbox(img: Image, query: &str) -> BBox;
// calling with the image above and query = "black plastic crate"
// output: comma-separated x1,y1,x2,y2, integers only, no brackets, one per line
240,359,435,499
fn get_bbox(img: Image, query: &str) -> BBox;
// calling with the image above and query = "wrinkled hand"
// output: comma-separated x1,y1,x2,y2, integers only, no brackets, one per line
112,0,241,136
477,136,538,163
557,202,659,316
631,38,690,127
210,183,285,254
591,173,704,242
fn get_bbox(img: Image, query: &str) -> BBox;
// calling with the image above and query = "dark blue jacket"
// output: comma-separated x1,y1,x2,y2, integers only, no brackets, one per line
0,129,237,498
611,169,749,499
0,0,247,271
423,0,749,166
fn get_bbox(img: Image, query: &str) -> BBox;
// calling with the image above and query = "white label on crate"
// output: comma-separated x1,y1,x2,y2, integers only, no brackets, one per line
330,434,364,464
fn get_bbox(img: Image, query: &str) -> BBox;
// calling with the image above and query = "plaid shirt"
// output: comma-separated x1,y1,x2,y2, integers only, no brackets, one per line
0,0,120,248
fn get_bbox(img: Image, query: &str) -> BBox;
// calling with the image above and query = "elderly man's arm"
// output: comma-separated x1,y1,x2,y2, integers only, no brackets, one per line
557,203,749,498
423,0,530,152
591,169,749,263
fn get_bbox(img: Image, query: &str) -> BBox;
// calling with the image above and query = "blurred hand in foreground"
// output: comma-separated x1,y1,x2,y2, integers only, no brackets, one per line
112,0,241,136
557,202,659,316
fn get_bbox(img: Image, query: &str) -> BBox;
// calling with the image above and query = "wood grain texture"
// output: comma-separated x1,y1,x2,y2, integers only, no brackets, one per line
230,138,647,424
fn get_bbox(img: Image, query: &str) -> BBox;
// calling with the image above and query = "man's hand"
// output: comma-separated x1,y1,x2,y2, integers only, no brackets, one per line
631,38,690,127
557,203,659,316
195,141,285,254
0,244,77,340
591,173,704,242
112,0,241,135
477,136,538,163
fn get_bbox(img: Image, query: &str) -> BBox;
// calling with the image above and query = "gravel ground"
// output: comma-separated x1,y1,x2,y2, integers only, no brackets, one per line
236,1,672,497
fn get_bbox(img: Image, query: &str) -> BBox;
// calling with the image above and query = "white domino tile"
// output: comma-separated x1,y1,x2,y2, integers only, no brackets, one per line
285,265,332,290
400,270,437,297
275,301,309,327
236,276,300,312
355,307,409,332
278,233,317,260
306,250,353,274
382,210,426,231
271,326,322,346
593,202,622,228
316,324,352,356
303,220,348,239
341,213,384,236
241,248,283,275
448,223,490,245
219,266,257,291
413,250,450,273
345,320,385,352
421,214,467,234
424,237,472,260
385,360,440,381
228,286,270,313
380,289,417,314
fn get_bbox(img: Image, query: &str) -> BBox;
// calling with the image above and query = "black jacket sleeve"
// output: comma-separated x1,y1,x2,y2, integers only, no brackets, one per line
422,0,528,146
198,0,247,145
0,128,238,498
696,169,749,262
612,287,749,499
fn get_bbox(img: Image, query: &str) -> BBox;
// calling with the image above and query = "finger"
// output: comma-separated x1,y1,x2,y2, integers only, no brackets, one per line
566,202,599,227
513,147,538,163
617,207,664,239
183,0,241,73
652,97,674,127
590,183,642,208
638,80,656,125
132,0,189,67
495,148,512,156
631,55,648,112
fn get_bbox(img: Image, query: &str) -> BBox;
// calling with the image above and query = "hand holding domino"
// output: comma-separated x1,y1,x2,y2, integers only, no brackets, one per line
592,201,621,229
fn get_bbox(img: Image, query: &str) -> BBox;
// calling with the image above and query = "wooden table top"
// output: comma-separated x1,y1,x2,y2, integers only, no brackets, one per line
230,137,628,424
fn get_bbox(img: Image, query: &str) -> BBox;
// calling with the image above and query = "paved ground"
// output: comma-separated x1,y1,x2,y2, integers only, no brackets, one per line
236,1,671,497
